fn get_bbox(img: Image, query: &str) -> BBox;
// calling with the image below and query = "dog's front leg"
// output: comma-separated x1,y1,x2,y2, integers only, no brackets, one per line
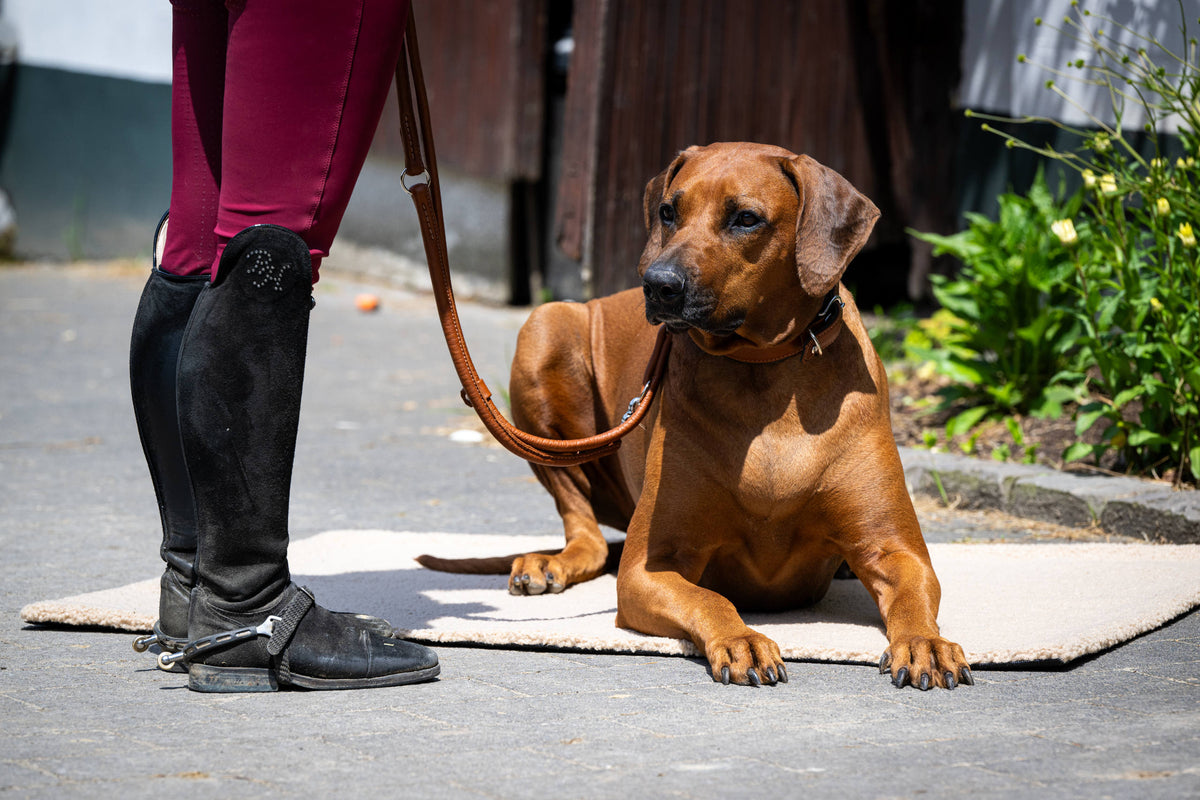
864,551,973,690
615,506,787,687
841,493,974,690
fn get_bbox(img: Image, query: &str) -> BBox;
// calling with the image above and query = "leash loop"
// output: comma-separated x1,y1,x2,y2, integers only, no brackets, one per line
401,169,431,195
396,10,668,467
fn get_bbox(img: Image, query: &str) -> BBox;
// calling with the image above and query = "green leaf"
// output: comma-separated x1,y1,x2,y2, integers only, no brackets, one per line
1185,367,1200,396
1029,384,1081,419
1112,386,1145,409
946,406,991,438
1063,441,1098,463
1074,403,1110,437
937,356,988,386
1126,429,1168,447
1004,416,1023,444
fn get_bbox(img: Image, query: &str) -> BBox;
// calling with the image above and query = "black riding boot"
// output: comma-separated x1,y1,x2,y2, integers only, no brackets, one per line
129,214,208,652
130,217,394,658
166,224,438,692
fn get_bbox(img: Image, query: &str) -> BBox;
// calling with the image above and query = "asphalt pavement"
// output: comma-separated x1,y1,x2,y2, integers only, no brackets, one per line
1,260,1197,799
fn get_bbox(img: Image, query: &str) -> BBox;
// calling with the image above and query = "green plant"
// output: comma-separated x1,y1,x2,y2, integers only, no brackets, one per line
922,1,1200,486
908,170,1087,430
867,303,918,364
996,416,1040,464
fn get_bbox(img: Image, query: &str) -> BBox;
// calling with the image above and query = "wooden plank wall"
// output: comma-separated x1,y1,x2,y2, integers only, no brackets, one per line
372,0,547,183
557,0,962,299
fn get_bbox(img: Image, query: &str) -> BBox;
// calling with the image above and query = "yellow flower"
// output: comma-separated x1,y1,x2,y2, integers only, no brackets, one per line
1092,133,1112,153
1150,158,1165,171
1180,222,1197,247
1149,297,1164,313
1177,157,1197,169
1156,197,1171,216
1082,169,1096,188
1099,174,1119,196
1051,218,1078,246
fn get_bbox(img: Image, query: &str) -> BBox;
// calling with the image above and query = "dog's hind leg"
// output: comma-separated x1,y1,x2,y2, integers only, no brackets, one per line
508,463,628,594
507,302,634,594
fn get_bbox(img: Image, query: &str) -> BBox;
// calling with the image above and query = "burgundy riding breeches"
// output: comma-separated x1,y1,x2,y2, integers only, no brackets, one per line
161,0,409,283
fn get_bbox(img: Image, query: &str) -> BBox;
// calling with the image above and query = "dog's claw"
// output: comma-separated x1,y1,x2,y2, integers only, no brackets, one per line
879,637,971,690
748,669,761,687
720,666,731,685
778,663,788,683
764,667,776,684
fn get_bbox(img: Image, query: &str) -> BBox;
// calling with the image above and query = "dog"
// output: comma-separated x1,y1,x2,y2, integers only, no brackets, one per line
420,142,972,690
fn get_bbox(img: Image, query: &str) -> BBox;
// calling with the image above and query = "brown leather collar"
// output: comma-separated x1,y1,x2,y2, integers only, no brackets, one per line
689,290,845,364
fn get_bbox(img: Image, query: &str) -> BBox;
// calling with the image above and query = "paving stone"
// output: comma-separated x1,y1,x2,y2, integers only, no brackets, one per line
2,264,1198,799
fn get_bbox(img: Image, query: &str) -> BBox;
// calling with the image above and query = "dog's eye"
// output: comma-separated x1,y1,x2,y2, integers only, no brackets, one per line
659,204,676,226
733,211,761,229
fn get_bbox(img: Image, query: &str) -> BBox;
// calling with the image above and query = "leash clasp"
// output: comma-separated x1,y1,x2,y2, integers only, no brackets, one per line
622,381,652,423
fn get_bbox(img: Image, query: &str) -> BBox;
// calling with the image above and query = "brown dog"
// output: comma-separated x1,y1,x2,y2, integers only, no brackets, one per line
423,142,971,690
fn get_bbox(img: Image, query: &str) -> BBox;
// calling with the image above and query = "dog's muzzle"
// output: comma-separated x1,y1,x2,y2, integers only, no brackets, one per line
643,262,687,317
643,260,732,334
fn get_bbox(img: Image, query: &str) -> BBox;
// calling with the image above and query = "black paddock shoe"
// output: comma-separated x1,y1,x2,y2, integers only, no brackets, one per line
134,565,399,658
161,584,439,692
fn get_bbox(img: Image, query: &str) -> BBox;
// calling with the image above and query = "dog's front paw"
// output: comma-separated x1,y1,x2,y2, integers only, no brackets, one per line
706,630,788,687
508,553,567,595
879,636,973,690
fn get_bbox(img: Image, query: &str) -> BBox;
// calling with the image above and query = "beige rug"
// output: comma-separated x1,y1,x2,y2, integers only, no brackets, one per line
20,532,1200,665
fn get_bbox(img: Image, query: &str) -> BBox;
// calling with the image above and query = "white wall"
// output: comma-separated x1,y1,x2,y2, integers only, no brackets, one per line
962,0,1191,133
2,0,171,84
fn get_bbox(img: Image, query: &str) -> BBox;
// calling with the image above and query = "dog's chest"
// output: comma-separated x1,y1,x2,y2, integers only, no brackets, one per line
737,407,829,509
680,390,832,516
662,351,855,515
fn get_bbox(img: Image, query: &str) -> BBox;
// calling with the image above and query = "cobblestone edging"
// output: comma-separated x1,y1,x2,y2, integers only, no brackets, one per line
899,447,1200,544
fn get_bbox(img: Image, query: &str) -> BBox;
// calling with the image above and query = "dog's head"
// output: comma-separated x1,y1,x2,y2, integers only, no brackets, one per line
637,142,879,352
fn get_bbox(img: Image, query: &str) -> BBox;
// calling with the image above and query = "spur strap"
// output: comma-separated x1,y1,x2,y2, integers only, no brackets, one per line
395,10,670,467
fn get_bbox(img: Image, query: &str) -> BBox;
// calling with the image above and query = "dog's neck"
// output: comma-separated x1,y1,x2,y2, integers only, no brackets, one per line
686,289,845,364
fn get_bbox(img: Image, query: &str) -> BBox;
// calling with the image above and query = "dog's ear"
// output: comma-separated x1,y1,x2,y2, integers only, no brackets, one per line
638,149,693,273
784,154,880,297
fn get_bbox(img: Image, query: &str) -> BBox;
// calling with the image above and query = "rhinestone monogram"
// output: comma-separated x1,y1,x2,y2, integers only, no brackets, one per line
244,248,289,293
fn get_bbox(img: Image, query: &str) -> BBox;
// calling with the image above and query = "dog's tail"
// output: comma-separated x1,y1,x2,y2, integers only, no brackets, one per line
415,542,625,574
414,549,555,574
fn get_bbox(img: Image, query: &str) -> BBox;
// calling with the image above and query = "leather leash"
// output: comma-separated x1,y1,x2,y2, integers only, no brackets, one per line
394,10,670,467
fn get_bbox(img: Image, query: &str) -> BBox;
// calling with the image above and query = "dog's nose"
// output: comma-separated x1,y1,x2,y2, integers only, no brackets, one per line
642,262,687,310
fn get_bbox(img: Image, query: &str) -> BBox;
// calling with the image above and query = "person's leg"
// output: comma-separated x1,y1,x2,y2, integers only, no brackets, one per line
163,0,436,690
129,0,229,657
130,216,210,654
160,0,228,278
213,0,409,282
